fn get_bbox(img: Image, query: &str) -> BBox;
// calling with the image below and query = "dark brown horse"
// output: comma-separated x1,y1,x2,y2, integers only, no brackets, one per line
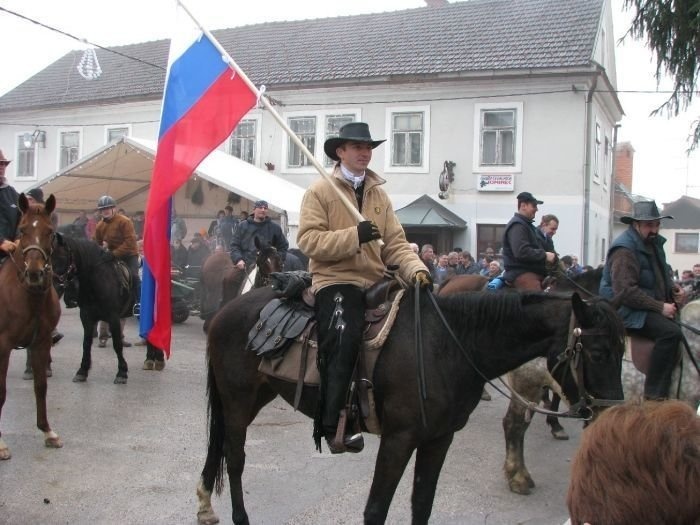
199,238,283,332
195,287,624,524
0,194,62,460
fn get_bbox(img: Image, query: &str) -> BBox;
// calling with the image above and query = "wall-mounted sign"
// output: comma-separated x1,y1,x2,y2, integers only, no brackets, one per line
477,174,514,191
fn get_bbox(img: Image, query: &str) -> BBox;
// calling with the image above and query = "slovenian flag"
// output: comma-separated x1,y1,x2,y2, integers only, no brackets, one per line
140,5,258,355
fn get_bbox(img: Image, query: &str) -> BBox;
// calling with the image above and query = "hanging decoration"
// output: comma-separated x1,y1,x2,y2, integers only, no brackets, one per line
77,48,102,80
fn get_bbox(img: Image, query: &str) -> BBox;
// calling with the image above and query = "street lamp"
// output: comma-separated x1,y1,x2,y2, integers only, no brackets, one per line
22,129,46,149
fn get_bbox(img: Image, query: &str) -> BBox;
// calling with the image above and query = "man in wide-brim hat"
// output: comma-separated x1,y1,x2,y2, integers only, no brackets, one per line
600,200,685,400
297,122,431,454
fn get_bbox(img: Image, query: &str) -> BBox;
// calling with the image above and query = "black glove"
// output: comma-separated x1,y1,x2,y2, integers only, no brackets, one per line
357,221,381,244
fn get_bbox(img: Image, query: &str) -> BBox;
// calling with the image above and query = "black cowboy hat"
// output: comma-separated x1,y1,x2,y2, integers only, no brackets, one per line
620,200,674,224
323,122,386,161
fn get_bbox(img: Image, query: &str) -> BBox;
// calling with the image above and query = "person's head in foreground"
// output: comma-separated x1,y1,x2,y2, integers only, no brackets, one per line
567,399,700,525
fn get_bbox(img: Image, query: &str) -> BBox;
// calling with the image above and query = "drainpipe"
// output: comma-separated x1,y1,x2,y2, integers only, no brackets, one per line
607,123,621,260
582,68,600,265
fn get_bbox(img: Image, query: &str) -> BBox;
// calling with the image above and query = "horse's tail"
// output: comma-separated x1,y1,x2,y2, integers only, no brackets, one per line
201,354,226,496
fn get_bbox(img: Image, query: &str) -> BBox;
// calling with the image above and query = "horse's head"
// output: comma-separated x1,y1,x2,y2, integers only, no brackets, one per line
254,236,283,277
561,293,626,420
51,232,79,305
16,193,56,290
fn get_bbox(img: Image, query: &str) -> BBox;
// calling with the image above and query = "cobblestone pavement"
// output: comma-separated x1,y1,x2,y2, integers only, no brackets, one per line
0,307,579,524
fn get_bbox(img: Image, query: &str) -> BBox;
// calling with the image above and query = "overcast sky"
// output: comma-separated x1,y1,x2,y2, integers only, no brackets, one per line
0,0,697,204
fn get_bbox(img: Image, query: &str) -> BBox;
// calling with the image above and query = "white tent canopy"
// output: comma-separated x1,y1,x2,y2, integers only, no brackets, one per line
34,136,304,225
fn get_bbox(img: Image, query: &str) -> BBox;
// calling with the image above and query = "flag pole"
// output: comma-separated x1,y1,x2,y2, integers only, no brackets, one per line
176,0,383,245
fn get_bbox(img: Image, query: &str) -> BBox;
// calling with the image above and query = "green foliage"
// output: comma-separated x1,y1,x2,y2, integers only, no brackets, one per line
623,0,700,150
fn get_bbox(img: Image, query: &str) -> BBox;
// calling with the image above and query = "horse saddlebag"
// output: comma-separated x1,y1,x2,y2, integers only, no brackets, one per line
247,298,314,357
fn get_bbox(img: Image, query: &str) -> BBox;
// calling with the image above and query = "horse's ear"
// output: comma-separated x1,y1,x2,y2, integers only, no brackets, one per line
55,231,64,245
18,193,29,213
45,194,56,215
571,292,588,322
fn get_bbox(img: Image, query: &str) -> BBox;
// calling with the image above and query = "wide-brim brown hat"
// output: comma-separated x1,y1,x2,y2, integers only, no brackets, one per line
0,149,11,165
621,200,674,224
324,122,386,161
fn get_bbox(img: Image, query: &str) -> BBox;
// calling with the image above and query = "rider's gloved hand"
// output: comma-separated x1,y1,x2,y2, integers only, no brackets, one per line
357,221,381,244
413,270,433,291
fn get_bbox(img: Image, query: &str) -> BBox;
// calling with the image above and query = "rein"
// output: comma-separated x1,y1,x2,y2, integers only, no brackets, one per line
423,289,621,420
9,241,54,293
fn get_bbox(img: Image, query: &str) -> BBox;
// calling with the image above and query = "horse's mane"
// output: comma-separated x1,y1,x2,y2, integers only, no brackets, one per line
60,235,108,272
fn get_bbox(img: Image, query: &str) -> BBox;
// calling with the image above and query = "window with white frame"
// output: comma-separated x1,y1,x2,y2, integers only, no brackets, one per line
287,117,316,168
15,137,36,179
59,131,80,169
603,135,610,188
472,102,523,173
230,119,257,164
675,232,699,254
324,114,355,166
385,105,430,173
391,112,423,166
106,126,129,143
283,109,361,170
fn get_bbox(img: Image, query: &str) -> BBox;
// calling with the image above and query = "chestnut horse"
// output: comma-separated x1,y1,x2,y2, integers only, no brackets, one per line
0,194,61,460
199,238,283,332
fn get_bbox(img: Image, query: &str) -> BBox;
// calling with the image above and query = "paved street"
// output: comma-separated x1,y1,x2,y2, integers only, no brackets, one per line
1,307,580,524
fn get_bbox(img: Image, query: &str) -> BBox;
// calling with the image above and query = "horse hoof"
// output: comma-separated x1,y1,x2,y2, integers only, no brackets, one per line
142,359,155,371
45,436,63,449
551,428,569,440
22,370,33,380
480,389,492,401
72,373,87,383
197,510,220,525
154,360,166,371
508,478,533,495
0,448,10,460
46,368,52,378
114,375,128,385
98,339,107,348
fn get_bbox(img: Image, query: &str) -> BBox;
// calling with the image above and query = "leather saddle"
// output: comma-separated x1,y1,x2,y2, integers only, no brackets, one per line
250,275,405,435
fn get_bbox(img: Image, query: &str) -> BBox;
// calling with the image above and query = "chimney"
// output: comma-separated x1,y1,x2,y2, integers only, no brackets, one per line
425,0,449,6
614,141,635,190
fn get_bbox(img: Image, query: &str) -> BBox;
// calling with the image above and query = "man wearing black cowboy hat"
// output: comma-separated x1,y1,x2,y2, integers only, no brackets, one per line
600,200,685,400
297,122,431,454
501,191,557,290
0,149,20,258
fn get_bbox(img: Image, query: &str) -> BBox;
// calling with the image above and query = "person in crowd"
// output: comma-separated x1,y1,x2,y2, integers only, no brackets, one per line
477,246,496,274
537,213,559,253
409,242,419,254
230,200,288,270
73,210,89,234
171,238,188,270
131,211,144,240
208,209,225,243
185,233,210,279
420,244,436,278
94,195,140,348
85,211,99,240
502,192,556,290
458,251,480,275
447,251,459,272
0,150,20,262
297,122,430,454
560,255,575,276
170,209,187,242
567,400,700,525
219,205,237,251
569,255,583,275
599,200,685,400
484,259,502,281
433,253,453,287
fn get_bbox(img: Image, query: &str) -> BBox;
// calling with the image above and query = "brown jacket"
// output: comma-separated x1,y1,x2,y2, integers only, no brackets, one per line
297,166,426,292
95,213,138,258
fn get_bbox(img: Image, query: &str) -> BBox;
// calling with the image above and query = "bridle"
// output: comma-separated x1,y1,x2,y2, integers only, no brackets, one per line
416,286,623,425
10,230,56,293
51,237,78,295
